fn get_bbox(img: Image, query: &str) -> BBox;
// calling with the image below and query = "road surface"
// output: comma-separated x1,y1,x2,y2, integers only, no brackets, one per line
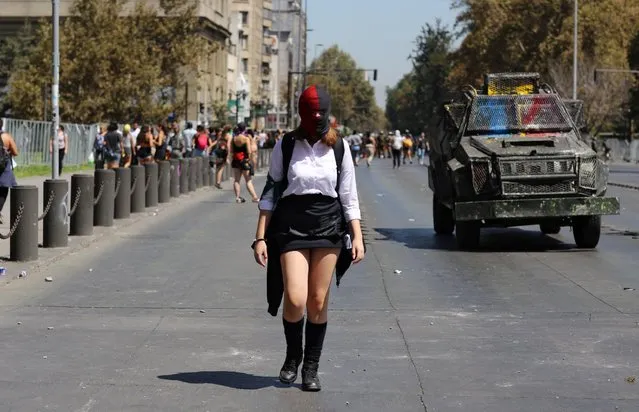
0,160,638,411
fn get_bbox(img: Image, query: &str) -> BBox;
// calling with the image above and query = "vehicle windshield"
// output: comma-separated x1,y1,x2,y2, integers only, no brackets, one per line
465,95,573,135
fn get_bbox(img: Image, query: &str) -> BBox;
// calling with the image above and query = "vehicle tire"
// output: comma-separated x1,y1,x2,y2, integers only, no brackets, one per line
456,220,481,250
433,196,454,235
539,221,561,235
573,215,601,249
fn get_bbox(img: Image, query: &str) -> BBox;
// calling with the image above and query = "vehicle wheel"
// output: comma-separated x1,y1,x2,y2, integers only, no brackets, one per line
539,221,561,235
573,216,601,249
433,196,454,235
456,220,481,250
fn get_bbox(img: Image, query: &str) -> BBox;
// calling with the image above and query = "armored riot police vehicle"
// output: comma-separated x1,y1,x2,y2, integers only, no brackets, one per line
428,72,620,249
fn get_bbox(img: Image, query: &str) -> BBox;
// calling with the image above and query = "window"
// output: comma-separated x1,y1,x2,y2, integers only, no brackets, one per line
241,59,249,74
241,11,249,25
241,35,248,51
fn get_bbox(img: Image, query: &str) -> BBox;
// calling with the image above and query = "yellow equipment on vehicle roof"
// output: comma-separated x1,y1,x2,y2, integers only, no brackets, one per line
484,72,540,96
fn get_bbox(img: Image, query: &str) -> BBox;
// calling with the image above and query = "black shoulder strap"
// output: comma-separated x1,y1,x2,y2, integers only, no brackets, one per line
334,137,345,192
280,133,296,191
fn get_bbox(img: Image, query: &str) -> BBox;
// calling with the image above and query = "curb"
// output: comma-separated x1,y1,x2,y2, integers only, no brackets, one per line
609,182,639,191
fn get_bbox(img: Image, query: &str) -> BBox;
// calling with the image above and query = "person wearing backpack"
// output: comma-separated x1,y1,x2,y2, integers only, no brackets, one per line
0,119,19,224
252,85,365,392
193,125,212,157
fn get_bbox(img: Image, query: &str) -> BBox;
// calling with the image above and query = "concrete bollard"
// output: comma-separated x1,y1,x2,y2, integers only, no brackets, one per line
130,165,145,213
94,169,115,227
170,159,180,198
179,158,189,195
195,157,203,189
42,179,69,248
70,174,94,236
202,157,210,187
188,158,197,192
158,160,171,203
9,186,38,261
114,167,131,220
144,162,159,207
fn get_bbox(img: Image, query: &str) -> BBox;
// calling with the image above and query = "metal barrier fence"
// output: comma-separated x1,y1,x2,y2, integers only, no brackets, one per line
605,139,639,163
1,117,97,167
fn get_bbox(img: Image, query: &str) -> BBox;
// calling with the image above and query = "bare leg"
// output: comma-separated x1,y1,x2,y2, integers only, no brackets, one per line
233,168,242,200
242,170,259,201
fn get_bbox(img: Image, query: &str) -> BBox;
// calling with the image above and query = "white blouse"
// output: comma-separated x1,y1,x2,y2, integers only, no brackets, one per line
258,138,361,222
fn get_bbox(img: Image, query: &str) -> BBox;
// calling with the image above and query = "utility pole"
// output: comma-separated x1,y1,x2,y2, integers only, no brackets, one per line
51,0,60,179
573,0,578,100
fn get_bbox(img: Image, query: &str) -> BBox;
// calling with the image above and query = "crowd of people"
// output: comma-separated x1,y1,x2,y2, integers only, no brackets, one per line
344,129,429,168
93,121,289,203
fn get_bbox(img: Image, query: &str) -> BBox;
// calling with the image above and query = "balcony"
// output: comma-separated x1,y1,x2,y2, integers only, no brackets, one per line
264,1,273,11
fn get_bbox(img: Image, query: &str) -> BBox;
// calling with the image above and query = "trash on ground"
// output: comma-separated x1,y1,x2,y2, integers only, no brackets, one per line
626,376,636,384
623,287,635,291
409,218,415,222
0,267,6,276
199,310,206,313
88,268,93,272
19,271,27,278
394,269,402,274
44,276,53,282
47,327,54,330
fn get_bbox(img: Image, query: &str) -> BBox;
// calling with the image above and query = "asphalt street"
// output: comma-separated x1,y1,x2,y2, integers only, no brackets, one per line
0,159,638,412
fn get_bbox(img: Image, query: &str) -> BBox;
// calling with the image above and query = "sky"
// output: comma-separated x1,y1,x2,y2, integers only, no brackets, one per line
305,0,459,108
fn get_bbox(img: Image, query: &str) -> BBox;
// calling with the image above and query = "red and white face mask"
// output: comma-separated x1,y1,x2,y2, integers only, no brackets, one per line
298,85,331,137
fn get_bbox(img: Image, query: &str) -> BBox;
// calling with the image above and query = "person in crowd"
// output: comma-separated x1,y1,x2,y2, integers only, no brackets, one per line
130,121,141,140
346,130,362,166
193,125,213,157
415,132,426,166
93,124,106,170
212,126,231,189
122,124,136,167
181,122,196,158
168,122,183,159
230,122,259,203
103,122,122,169
50,125,68,175
402,130,413,165
363,132,376,168
253,85,364,392
391,130,403,169
136,125,155,165
154,123,168,161
248,128,259,177
0,119,18,224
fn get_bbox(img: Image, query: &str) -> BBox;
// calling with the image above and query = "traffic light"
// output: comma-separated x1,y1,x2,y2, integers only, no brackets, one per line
199,103,204,114
373,69,378,81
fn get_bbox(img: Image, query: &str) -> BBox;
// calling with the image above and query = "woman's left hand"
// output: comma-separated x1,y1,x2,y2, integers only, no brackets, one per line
351,237,365,264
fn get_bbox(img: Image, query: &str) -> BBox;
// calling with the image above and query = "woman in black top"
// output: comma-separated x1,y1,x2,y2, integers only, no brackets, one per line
253,85,365,392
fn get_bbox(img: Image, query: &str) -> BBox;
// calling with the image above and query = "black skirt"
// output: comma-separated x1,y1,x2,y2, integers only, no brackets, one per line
268,194,345,253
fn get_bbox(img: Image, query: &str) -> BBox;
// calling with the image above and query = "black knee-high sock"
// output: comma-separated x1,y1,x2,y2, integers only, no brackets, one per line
304,320,327,366
283,317,304,360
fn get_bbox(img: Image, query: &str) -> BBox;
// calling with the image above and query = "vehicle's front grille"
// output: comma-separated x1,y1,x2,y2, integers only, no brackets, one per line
502,180,576,195
471,161,490,193
499,158,576,177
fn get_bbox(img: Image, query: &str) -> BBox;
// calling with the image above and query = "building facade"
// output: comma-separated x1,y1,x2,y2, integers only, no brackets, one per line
0,0,232,126
271,0,307,130
230,0,277,129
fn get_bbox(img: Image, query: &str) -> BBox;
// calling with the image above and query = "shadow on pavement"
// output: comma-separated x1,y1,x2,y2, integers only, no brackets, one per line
158,371,293,389
374,227,583,253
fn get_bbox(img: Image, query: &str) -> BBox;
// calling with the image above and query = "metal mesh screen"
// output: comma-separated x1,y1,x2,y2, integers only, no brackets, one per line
466,95,573,134
562,99,585,129
444,103,466,130
499,158,576,178
471,161,489,193
484,73,540,95
502,180,576,196
578,157,599,189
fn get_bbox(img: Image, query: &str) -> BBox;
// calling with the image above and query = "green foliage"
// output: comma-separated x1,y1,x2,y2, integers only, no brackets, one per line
386,21,454,134
307,46,386,131
0,20,39,115
387,0,639,136
5,0,209,124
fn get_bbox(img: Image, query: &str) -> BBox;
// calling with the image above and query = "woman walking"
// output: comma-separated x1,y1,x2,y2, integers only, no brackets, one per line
253,85,364,392
0,119,18,224
50,125,68,175
230,123,258,203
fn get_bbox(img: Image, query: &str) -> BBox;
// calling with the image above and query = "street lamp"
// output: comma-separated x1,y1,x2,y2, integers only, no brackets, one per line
313,43,324,61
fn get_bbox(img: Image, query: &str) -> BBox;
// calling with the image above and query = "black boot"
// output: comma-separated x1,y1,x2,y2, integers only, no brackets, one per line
279,317,304,384
302,320,327,392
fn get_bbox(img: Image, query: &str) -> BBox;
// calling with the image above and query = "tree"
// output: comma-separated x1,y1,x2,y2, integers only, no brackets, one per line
0,20,38,116
6,0,209,123
306,46,385,131
385,20,454,134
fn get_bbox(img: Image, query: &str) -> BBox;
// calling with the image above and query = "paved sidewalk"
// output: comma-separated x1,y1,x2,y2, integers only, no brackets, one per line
0,168,249,285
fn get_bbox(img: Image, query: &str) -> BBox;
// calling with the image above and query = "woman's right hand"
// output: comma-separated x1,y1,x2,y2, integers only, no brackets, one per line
253,240,268,267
